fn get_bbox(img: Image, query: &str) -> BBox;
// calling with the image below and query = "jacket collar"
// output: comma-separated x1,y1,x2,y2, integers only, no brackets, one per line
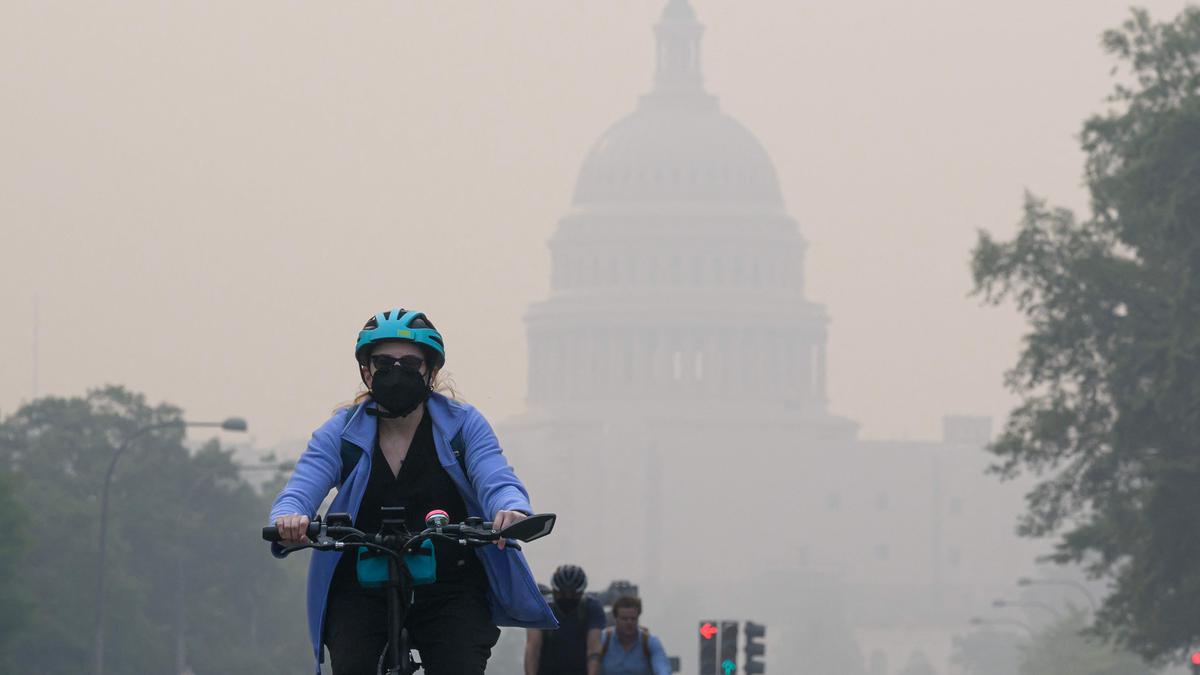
340,392,467,450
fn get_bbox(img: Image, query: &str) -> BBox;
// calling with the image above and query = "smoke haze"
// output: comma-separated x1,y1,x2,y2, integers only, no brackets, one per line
1,2,1190,672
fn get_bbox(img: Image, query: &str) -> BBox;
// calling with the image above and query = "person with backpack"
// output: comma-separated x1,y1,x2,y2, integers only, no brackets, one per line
599,596,670,675
269,308,557,675
525,564,607,675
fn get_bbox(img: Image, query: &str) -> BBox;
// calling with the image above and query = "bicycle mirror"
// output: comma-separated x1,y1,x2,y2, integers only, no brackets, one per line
499,513,556,543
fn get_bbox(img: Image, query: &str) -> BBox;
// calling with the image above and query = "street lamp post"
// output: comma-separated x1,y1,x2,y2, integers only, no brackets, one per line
993,598,1064,620
92,417,246,675
970,616,1036,638
1017,577,1098,613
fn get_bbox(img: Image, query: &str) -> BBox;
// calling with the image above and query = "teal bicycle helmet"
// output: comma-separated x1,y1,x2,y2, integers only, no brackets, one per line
355,309,446,369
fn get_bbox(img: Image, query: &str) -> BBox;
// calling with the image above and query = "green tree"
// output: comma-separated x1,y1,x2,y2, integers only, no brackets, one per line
951,628,1021,675
897,650,938,675
0,387,309,674
1019,609,1146,675
971,6,1200,662
0,470,32,673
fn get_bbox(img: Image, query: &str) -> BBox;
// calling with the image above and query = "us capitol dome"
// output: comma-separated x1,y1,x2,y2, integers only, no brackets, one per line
522,0,856,438
573,1,782,208
499,5,1034,673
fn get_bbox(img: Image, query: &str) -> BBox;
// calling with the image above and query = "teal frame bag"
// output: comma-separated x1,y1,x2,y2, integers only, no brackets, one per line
355,540,437,588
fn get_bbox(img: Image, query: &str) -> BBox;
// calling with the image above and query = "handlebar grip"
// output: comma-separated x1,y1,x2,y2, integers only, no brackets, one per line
261,522,323,542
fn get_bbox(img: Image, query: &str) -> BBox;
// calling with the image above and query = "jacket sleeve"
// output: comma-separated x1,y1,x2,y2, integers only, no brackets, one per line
461,406,533,519
268,416,342,528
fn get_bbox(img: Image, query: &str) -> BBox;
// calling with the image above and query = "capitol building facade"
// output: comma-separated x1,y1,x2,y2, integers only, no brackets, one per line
498,3,1042,673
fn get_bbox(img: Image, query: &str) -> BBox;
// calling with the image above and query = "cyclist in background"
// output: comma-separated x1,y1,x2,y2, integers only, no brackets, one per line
525,564,606,675
268,308,557,675
599,596,670,675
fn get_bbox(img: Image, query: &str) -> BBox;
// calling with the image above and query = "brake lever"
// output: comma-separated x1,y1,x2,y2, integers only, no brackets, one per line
279,542,330,556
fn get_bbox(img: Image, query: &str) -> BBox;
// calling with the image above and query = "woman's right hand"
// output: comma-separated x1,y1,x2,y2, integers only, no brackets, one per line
275,514,311,545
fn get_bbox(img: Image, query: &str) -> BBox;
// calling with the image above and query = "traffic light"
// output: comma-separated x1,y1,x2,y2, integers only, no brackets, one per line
699,621,719,675
719,621,739,674
1190,650,1200,675
744,622,766,674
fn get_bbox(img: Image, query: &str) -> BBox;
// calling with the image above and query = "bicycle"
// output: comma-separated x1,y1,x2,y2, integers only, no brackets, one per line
263,508,556,675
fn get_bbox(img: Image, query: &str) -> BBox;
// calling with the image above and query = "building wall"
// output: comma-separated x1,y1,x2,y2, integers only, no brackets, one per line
498,415,1042,674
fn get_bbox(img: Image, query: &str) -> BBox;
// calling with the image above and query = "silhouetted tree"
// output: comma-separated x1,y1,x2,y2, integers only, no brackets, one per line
0,387,309,674
951,628,1021,675
897,650,938,675
1018,609,1145,675
0,469,32,672
972,6,1200,663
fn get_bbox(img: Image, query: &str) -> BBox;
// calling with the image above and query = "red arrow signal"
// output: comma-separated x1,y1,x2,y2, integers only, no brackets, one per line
700,623,719,640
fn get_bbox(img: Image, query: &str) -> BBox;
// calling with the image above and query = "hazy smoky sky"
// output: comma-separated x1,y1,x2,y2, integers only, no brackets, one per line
1,0,1189,448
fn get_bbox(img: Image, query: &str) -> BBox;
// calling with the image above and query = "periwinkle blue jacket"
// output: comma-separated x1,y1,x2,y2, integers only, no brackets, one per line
269,393,558,672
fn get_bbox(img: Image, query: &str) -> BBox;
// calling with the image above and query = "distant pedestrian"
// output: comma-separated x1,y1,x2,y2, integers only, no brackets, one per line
526,564,606,675
599,596,669,675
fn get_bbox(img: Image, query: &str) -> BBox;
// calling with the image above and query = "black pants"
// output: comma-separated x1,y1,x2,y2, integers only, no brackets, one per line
324,582,500,675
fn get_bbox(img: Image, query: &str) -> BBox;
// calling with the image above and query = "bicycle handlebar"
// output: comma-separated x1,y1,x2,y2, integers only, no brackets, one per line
262,518,533,556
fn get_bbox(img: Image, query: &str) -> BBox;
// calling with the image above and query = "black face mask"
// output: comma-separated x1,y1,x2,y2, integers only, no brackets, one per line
369,366,430,418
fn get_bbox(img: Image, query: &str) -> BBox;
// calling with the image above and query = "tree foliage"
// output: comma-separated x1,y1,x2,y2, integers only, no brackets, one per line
1018,609,1146,675
897,650,939,675
0,386,309,674
972,6,1200,662
951,628,1021,675
0,470,32,666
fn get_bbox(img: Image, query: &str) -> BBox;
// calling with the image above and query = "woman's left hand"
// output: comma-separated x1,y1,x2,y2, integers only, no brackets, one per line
492,510,528,550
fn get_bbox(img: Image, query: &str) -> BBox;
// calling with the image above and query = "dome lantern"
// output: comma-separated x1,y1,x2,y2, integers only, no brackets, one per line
654,0,705,95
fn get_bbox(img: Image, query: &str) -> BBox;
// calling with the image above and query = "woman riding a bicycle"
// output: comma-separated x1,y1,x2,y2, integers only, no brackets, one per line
269,309,557,675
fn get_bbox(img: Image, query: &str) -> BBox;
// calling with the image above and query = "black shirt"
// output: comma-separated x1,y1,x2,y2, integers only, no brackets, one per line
538,597,607,675
331,412,485,590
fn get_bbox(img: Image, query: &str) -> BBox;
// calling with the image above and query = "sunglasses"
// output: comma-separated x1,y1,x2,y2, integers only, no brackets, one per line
369,354,425,372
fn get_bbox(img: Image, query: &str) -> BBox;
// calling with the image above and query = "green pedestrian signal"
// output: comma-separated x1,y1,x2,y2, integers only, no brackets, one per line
719,621,739,675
